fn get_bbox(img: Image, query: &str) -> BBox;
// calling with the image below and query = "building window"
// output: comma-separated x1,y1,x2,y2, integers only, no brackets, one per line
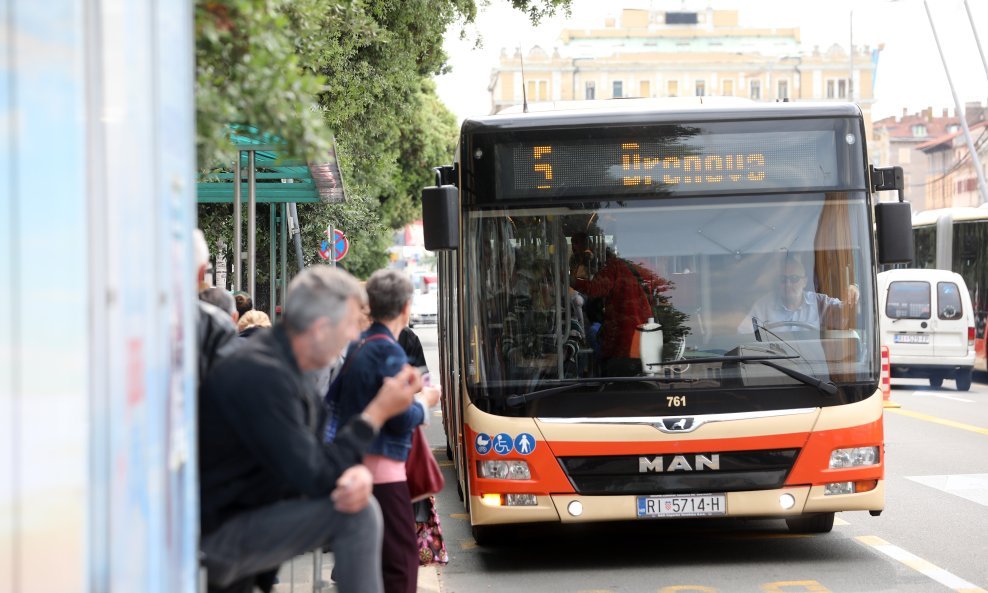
838,80,847,99
526,80,550,101
750,80,761,100
911,124,927,137
777,80,788,99
722,79,734,96
695,80,705,97
639,80,651,98
585,81,595,100
667,80,678,97
613,80,623,98
827,80,835,98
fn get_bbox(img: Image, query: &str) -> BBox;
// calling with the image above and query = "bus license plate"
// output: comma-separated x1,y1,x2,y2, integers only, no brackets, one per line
894,334,930,344
636,494,727,518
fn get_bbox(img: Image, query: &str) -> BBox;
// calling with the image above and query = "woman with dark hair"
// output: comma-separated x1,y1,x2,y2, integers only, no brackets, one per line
331,270,440,593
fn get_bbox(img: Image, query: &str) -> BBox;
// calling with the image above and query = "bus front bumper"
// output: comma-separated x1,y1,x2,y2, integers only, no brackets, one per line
470,481,884,525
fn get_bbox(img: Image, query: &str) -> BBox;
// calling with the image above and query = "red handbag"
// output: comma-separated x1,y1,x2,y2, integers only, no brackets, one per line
406,426,445,502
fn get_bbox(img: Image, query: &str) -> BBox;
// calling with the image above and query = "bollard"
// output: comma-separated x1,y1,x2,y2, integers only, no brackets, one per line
312,549,323,593
880,346,900,408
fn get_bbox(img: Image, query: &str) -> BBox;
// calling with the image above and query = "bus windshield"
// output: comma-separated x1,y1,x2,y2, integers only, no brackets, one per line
463,192,877,416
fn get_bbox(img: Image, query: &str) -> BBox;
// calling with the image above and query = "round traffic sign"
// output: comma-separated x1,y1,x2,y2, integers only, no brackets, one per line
330,229,349,262
318,229,350,261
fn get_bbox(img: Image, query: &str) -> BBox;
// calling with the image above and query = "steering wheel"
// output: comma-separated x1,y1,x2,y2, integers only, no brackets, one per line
762,320,819,331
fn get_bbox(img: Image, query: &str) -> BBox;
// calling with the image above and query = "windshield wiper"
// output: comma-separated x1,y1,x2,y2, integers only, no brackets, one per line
504,352,836,407
726,353,838,396
504,376,696,407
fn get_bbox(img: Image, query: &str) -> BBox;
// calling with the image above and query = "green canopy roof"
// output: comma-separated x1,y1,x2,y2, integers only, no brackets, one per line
196,127,346,204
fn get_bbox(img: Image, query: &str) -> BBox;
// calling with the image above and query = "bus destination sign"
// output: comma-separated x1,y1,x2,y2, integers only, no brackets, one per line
497,130,842,199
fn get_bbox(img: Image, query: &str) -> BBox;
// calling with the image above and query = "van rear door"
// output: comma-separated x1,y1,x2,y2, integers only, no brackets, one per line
932,281,968,358
884,280,934,358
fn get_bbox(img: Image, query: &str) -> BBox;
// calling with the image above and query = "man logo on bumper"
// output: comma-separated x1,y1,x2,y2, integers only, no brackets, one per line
639,454,721,473
655,417,701,433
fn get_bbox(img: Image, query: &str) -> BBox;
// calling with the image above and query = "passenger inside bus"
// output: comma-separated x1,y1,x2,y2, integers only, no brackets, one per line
736,256,860,335
502,247,586,380
571,240,689,377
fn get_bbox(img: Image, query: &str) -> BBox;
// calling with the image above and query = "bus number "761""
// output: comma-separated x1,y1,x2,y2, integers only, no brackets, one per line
667,396,687,407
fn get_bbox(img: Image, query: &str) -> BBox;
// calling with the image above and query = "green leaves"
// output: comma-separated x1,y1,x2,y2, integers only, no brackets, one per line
196,0,571,276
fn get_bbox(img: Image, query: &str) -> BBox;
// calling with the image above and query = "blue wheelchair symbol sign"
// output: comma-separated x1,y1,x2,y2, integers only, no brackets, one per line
493,433,513,455
475,433,492,455
514,433,536,455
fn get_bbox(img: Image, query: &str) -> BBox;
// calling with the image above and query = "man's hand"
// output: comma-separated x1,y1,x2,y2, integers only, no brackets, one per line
330,465,373,513
846,284,860,308
362,364,421,429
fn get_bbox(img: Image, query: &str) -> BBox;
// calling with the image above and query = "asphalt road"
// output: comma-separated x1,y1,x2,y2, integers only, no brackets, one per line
411,324,988,593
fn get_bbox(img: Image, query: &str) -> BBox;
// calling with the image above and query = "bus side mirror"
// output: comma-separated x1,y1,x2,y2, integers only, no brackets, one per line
875,201,913,265
422,185,459,251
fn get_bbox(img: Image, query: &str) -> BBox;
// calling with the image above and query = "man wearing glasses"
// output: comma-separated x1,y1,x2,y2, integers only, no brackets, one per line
738,258,859,334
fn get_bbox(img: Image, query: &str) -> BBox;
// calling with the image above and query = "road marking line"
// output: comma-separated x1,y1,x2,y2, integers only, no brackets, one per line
924,393,976,403
856,536,987,593
833,517,850,526
885,408,988,436
907,474,988,507
448,513,469,520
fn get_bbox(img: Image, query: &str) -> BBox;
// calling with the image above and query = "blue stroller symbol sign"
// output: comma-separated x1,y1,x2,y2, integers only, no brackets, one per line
475,433,492,455
493,433,513,455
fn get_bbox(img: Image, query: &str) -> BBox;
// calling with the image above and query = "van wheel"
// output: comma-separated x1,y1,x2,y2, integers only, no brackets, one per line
929,375,944,388
785,512,835,534
955,369,973,391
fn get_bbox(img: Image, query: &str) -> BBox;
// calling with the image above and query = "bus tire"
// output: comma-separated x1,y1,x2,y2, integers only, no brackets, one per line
929,375,944,388
471,524,506,546
785,512,834,534
955,369,973,391
446,441,453,461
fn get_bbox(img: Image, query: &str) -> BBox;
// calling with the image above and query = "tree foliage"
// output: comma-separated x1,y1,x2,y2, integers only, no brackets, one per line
195,0,571,283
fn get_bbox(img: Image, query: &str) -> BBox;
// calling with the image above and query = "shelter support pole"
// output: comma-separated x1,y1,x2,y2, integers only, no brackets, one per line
270,203,277,320
233,154,242,291
248,150,257,300
281,203,288,308
289,203,305,270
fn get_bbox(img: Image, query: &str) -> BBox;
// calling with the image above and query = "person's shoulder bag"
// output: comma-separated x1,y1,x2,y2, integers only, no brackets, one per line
406,424,445,502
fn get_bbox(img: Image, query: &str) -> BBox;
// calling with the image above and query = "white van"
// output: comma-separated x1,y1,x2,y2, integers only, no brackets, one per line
877,269,975,390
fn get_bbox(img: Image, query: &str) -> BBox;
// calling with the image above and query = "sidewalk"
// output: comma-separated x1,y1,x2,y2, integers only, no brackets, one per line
272,551,442,593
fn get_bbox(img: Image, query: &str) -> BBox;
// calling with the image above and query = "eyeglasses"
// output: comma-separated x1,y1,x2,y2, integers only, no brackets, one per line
780,275,804,284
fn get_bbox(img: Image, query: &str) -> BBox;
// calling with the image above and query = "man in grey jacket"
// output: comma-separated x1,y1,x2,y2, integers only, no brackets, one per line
199,267,422,593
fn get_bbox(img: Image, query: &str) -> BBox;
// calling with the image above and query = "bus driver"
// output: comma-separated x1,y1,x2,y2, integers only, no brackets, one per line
737,257,859,334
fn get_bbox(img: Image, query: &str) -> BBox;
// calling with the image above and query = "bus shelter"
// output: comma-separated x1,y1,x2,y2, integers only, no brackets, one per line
197,127,346,319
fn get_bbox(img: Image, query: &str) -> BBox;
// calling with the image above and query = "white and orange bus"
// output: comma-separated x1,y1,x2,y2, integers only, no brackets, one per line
422,99,912,543
911,206,988,374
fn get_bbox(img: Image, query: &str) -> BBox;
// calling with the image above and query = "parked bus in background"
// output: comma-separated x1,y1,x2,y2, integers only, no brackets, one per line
421,98,913,543
910,206,988,374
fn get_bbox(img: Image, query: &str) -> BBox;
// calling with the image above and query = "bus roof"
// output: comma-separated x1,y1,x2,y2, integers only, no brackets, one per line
913,206,988,227
464,99,863,132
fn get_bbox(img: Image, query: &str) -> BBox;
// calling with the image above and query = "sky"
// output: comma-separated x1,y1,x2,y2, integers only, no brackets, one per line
434,0,988,123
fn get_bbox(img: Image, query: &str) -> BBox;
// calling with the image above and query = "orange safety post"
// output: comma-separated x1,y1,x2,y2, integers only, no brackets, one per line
881,345,900,408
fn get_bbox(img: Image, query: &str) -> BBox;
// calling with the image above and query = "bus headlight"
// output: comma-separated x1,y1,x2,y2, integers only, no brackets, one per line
478,460,531,480
829,446,879,469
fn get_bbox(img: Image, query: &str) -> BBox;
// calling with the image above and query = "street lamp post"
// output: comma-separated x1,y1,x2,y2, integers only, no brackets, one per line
849,10,854,102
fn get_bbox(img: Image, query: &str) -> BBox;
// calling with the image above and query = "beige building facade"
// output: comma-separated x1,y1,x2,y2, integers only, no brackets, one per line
490,8,878,141
918,118,988,210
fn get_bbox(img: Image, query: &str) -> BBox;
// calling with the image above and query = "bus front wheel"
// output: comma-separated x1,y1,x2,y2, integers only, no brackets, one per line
785,512,835,534
471,524,507,546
